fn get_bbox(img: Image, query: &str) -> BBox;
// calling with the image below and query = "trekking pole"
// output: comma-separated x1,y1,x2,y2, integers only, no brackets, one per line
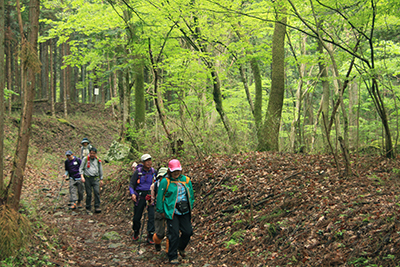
137,201,148,254
53,177,65,213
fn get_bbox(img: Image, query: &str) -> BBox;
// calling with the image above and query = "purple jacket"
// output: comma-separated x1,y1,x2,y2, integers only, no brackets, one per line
129,165,155,195
65,156,82,180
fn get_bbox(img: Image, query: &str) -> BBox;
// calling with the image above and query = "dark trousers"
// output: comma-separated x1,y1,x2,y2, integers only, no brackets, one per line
84,176,100,210
132,196,155,235
166,213,193,261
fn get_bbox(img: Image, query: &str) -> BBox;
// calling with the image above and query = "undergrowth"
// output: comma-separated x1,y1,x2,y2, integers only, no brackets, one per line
0,199,60,267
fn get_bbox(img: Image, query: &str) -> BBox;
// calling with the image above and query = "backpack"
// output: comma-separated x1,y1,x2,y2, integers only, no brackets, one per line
162,176,190,201
134,165,155,189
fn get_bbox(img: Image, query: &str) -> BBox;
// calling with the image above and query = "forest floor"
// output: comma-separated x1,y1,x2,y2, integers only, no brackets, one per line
3,103,400,266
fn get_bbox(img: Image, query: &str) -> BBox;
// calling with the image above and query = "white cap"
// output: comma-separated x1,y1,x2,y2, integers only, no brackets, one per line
157,167,168,178
140,154,152,162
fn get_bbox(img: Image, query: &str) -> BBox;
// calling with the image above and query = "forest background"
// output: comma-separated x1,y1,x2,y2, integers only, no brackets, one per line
1,0,400,265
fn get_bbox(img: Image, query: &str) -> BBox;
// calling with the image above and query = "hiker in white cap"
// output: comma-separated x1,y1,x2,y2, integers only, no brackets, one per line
129,154,156,244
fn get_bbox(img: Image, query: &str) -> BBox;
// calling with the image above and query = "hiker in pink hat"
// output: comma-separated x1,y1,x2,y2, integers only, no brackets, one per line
156,159,194,264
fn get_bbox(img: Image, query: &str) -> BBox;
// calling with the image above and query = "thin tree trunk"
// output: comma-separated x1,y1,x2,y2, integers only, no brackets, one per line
134,60,145,129
107,59,116,118
63,42,68,118
239,64,254,116
40,41,48,99
317,39,330,151
288,35,307,153
66,41,74,102
6,1,12,115
7,36,12,115
50,38,55,117
0,0,5,194
82,65,86,103
9,0,40,210
52,37,57,104
60,42,64,102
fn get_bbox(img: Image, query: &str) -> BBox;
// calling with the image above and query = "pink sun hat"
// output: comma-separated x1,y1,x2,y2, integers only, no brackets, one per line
168,159,182,172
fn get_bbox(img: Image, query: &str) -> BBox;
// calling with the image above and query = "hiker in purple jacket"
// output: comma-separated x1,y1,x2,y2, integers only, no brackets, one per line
62,150,83,210
129,154,156,244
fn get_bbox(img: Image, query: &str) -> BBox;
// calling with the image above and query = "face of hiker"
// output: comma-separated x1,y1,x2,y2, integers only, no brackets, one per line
89,151,96,159
66,154,73,161
82,142,89,146
143,159,152,170
171,170,181,179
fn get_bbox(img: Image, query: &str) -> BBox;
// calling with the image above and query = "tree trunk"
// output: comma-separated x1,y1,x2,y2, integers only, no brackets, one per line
66,41,74,102
81,64,86,103
60,42,64,102
6,28,12,115
0,0,5,194
6,0,12,115
117,68,125,140
134,60,145,129
289,35,307,153
52,37,57,104
50,38,55,117
63,42,68,118
349,81,358,148
317,39,330,151
258,7,287,151
40,40,48,99
9,0,40,210
251,58,263,138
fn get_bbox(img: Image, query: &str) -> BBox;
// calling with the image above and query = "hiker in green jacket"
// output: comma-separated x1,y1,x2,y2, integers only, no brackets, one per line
156,159,194,264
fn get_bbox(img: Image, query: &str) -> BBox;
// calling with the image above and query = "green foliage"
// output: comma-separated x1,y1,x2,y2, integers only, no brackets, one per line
225,229,246,249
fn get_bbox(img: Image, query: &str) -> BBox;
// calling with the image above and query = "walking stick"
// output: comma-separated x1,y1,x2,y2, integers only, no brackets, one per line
53,177,65,213
137,200,148,254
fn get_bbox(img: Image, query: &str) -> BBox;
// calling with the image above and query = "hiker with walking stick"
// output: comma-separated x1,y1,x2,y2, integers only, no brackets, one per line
63,150,83,210
129,154,156,244
156,159,194,264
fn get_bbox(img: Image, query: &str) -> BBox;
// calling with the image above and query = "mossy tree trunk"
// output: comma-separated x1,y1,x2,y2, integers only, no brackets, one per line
258,6,287,151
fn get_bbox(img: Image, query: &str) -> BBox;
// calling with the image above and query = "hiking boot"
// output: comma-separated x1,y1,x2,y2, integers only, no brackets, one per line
155,244,161,251
77,202,82,209
69,203,77,210
169,259,179,264
178,249,186,258
132,232,139,241
86,209,93,215
95,208,101,213
147,234,155,244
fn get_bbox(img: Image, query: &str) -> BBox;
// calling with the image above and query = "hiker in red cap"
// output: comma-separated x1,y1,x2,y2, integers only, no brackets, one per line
156,159,194,264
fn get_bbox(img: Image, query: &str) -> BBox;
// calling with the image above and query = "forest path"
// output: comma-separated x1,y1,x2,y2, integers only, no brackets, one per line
24,164,197,266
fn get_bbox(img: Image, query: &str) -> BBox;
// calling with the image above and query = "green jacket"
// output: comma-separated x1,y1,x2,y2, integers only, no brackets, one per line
156,174,194,220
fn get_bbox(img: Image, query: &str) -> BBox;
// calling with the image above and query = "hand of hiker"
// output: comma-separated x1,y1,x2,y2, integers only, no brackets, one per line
161,213,165,219
100,180,103,187
81,177,85,183
131,194,137,202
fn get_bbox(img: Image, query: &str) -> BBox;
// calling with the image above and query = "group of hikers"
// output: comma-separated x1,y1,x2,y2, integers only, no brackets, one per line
129,154,195,264
63,139,194,264
63,138,103,214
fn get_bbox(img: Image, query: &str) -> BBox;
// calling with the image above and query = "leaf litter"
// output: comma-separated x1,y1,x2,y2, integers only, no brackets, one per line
17,149,400,266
